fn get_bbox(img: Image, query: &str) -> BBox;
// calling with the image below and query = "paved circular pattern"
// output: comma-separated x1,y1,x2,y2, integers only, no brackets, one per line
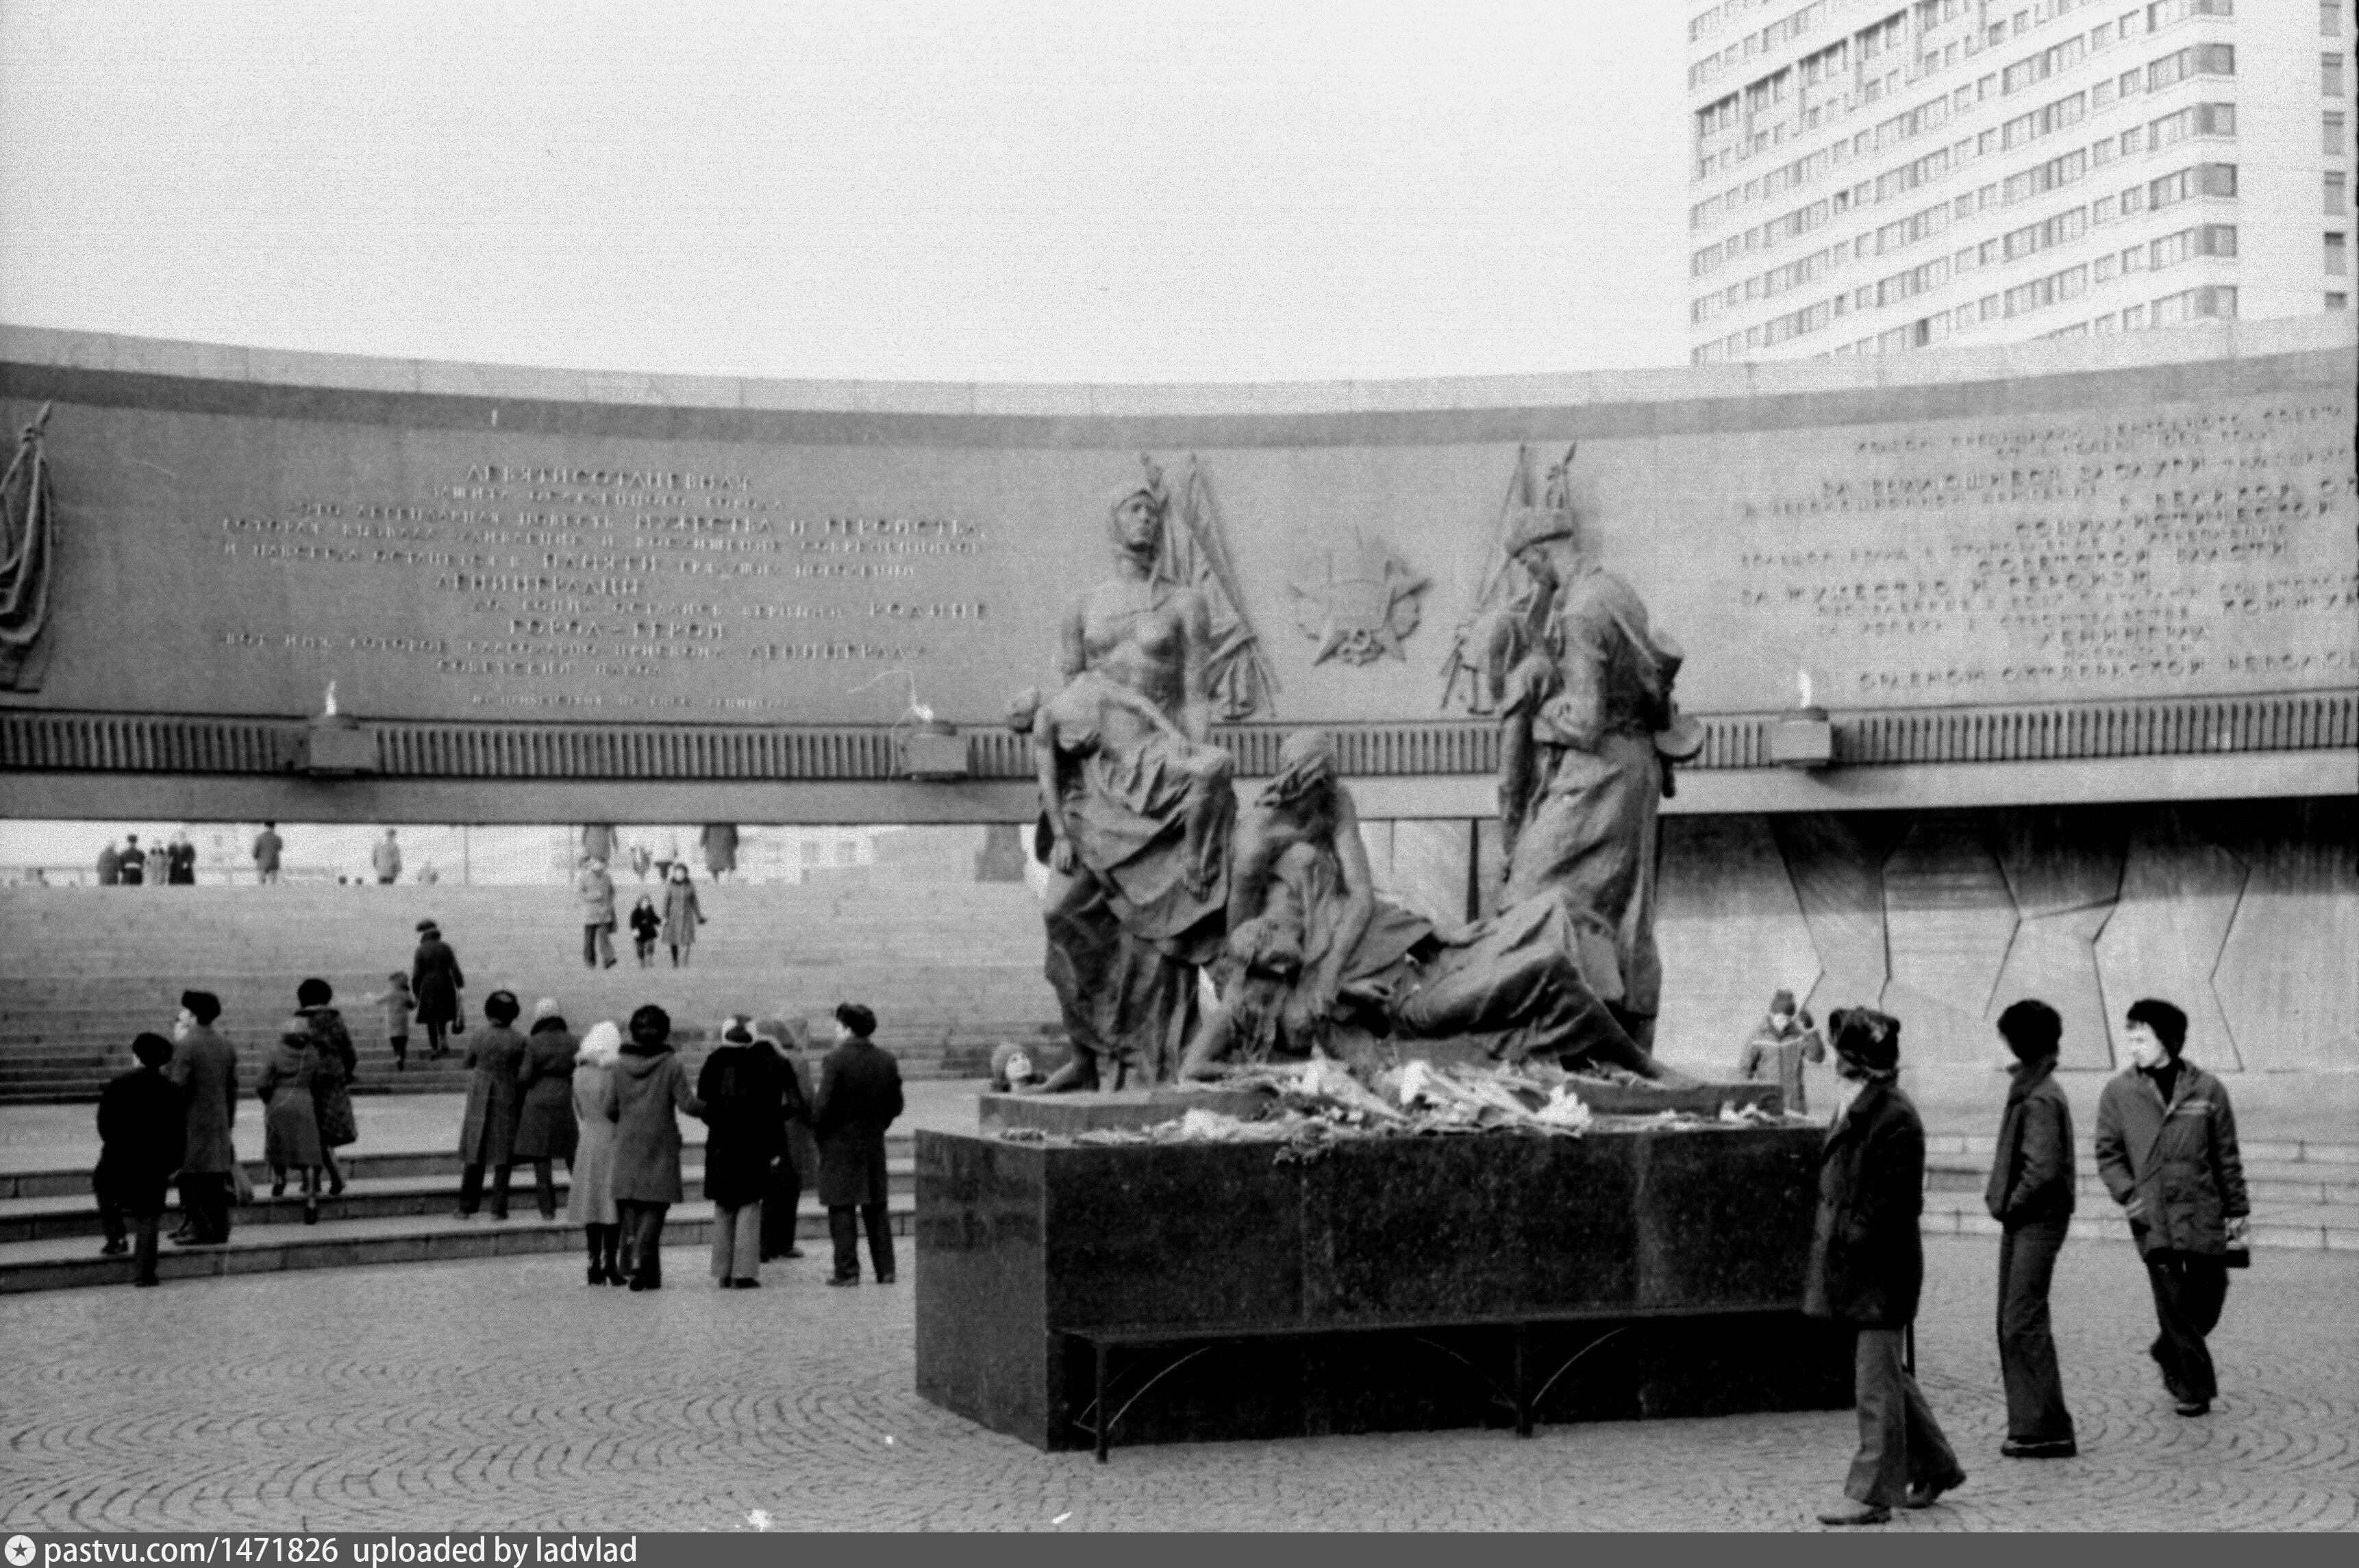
2,1236,2353,1531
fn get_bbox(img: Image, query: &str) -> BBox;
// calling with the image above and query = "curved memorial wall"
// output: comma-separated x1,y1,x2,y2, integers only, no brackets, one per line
0,320,2351,1077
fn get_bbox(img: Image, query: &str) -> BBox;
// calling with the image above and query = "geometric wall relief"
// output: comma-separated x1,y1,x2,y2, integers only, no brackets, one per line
2208,797,2359,1073
2093,806,2250,1072
1986,807,2128,1071
1653,814,1822,1081
1769,811,1910,1029
1882,811,2021,1071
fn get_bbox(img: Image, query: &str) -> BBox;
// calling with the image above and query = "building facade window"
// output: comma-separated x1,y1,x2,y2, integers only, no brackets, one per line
2330,293,2351,309
2329,53,2348,96
2332,173,2350,215
2330,112,2348,155
2330,232,2350,273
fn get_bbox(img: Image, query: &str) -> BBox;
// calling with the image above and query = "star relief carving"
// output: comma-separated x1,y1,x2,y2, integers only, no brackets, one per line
1288,539,1430,666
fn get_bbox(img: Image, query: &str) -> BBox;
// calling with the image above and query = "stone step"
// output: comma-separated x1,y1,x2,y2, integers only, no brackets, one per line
0,1195,919,1295
1917,1194,2358,1252
0,1156,920,1242
0,1130,920,1199
1923,1158,2359,1206
1925,1132,2359,1167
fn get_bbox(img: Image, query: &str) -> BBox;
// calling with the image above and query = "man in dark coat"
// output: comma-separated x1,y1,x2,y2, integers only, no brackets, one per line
166,990,240,1245
252,823,283,884
97,840,121,886
119,834,144,886
1805,1008,1965,1526
410,919,466,1058
698,1019,785,1287
1988,998,2077,1458
2095,996,2249,1418
95,1033,188,1286
814,1002,903,1285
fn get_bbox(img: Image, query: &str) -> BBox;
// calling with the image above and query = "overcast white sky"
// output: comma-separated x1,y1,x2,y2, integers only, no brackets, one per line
0,0,1692,384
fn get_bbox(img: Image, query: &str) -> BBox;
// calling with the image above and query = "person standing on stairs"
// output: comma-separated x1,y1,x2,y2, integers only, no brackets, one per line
568,1020,627,1285
95,1032,186,1286
455,990,529,1220
411,919,465,1060
576,854,619,970
297,979,360,1197
629,895,661,967
256,1000,330,1225
698,1018,786,1289
514,997,579,1222
166,989,239,1247
660,861,706,968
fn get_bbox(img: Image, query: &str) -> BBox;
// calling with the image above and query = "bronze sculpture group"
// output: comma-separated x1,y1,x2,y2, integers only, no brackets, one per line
1013,468,1702,1091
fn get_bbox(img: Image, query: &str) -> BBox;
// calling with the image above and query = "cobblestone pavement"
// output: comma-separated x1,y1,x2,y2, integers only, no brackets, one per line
2,1236,2351,1532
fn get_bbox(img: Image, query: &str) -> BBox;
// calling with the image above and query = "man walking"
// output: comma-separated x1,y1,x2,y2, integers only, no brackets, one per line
1988,998,2077,1458
252,822,282,884
372,827,403,885
575,854,618,969
814,1002,902,1286
1808,1008,1966,1526
166,990,240,1246
2095,997,2249,1418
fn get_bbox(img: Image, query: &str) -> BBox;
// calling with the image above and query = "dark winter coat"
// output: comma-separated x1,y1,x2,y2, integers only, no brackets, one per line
2095,1060,2248,1260
512,1019,579,1162
660,881,704,949
94,1065,186,1213
605,1043,704,1204
298,1006,359,1149
1803,1078,1925,1329
166,1025,239,1173
814,1036,903,1208
697,1043,786,1210
410,935,466,1027
1986,1056,2075,1228
457,1025,528,1167
96,845,120,885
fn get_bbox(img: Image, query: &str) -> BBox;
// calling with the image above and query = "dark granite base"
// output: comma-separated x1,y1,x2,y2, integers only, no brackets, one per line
976,1087,1270,1134
915,1124,1851,1453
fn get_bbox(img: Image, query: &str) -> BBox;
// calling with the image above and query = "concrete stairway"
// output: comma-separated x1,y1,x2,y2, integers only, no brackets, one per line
0,882,1064,1102
1921,1133,2359,1251
0,1133,918,1294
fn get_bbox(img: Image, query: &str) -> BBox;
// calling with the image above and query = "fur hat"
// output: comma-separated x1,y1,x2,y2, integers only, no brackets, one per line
1828,1007,1901,1078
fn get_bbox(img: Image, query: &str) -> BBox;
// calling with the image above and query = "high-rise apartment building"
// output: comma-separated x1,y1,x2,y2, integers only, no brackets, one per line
1686,0,2353,362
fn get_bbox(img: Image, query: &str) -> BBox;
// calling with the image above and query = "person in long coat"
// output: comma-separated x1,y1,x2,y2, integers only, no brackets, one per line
118,834,144,886
95,1033,188,1286
410,919,466,1058
814,1002,903,1286
1988,997,2078,1458
97,841,121,886
1805,1008,1966,1526
255,1021,327,1223
605,1004,705,1290
758,1019,814,1262
293,980,360,1197
455,990,529,1219
166,989,239,1245
2095,995,2249,1419
567,1021,627,1285
513,997,579,1221
699,1020,786,1288
660,862,706,967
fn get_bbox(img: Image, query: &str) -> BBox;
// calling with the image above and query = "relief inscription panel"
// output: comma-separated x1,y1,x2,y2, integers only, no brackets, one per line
2,349,2349,728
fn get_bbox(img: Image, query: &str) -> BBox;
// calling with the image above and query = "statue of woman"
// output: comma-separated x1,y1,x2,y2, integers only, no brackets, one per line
1021,482,1238,1086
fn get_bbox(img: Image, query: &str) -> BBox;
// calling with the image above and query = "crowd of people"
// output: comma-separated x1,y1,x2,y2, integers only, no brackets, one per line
1801,992,2249,1526
92,969,908,1293
92,832,199,886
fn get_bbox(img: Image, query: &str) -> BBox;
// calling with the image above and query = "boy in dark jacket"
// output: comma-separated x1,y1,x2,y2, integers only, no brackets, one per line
2095,996,2249,1418
96,1032,188,1286
1806,1008,1965,1526
1988,998,2077,1458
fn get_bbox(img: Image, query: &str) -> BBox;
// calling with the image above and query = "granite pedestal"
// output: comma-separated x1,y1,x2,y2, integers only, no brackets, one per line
915,1123,1851,1454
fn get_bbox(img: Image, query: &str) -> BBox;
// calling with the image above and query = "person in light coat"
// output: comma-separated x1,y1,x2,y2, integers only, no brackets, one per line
567,1021,626,1285
2095,996,2249,1419
575,856,618,970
